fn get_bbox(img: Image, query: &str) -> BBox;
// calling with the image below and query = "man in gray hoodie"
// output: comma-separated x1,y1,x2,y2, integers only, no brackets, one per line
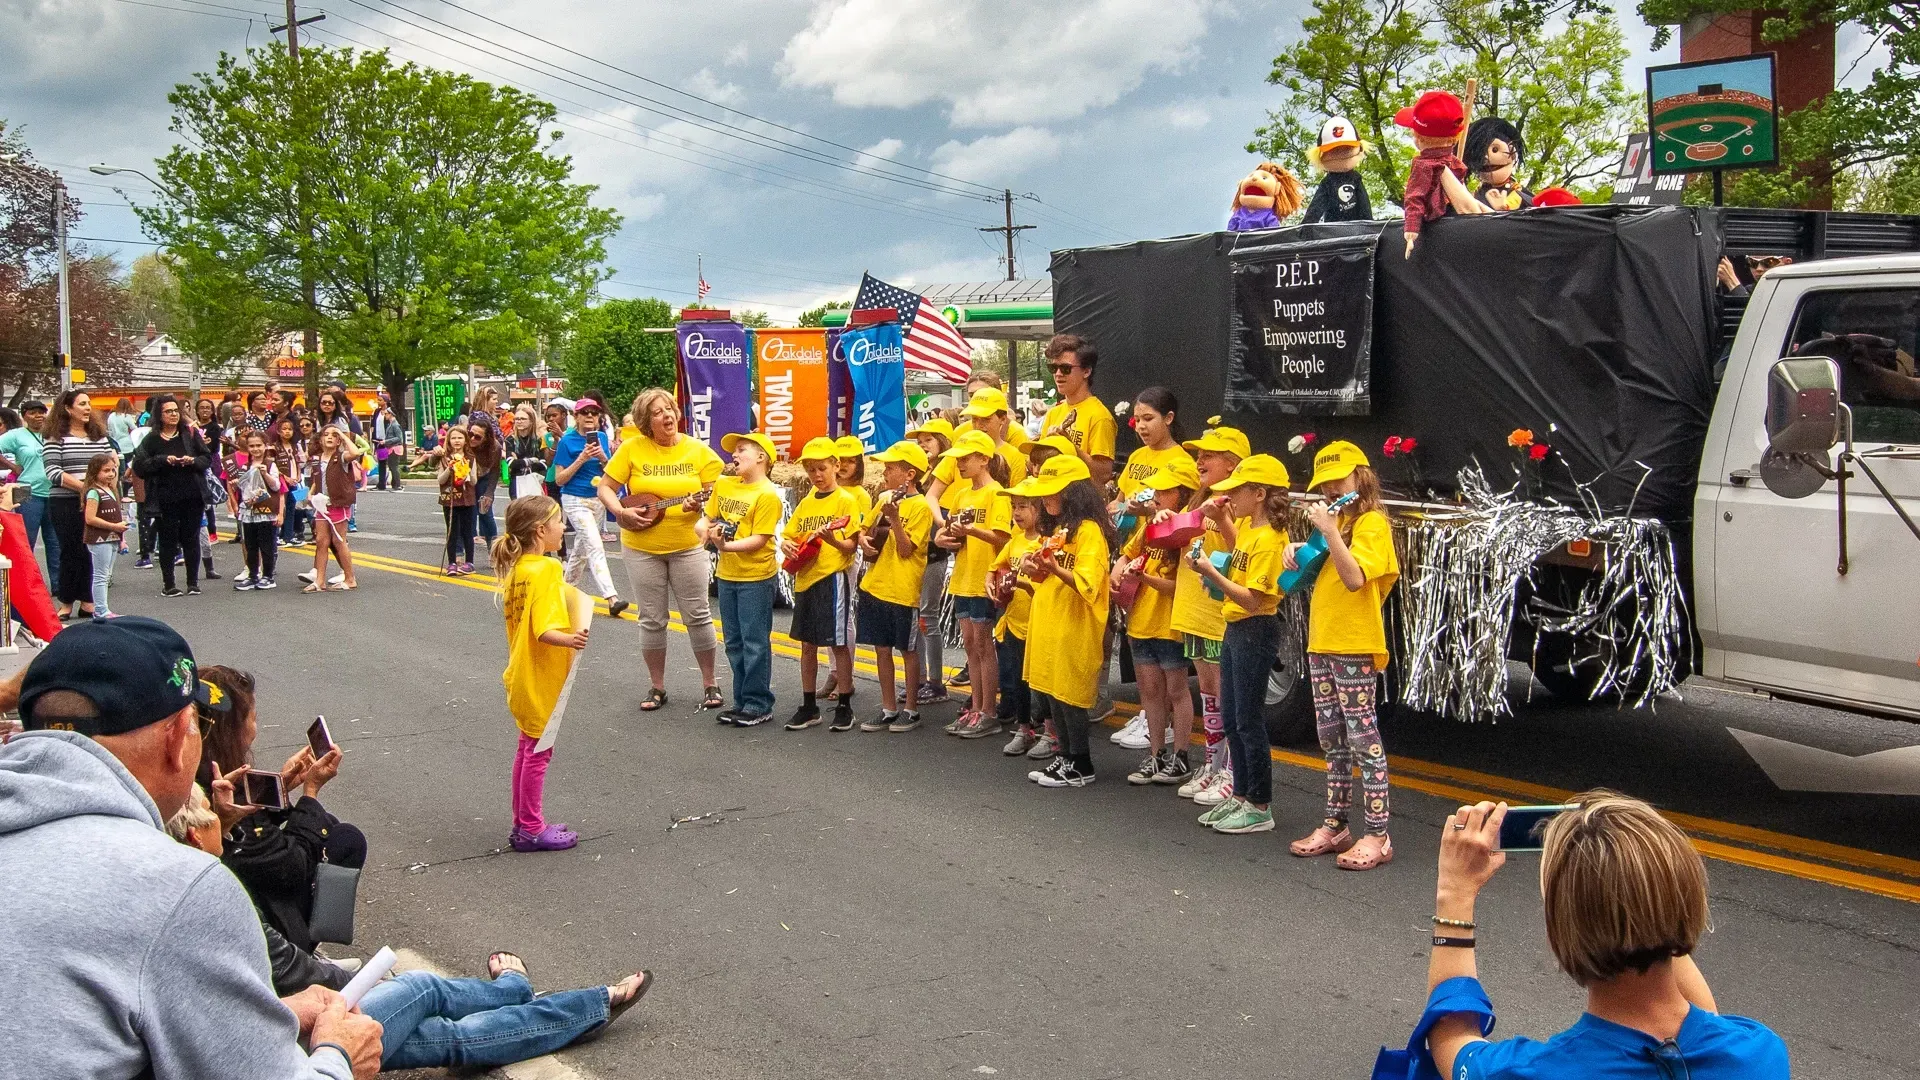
0,617,381,1079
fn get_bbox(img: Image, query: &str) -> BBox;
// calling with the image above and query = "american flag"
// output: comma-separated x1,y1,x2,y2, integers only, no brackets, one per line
697,273,710,302
852,273,973,384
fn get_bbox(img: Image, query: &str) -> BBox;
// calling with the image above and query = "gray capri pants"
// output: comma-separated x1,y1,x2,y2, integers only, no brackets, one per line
623,545,718,654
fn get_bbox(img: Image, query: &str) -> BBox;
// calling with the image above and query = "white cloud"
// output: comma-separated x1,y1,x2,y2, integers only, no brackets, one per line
778,0,1215,127
859,137,905,161
929,127,1061,182
1158,102,1212,130
686,68,745,106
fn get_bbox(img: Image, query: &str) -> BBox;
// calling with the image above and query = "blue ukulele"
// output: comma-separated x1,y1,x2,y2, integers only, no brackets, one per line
1278,491,1359,596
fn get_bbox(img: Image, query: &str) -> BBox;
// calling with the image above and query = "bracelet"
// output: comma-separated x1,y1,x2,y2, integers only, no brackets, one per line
1431,935,1477,948
1431,915,1476,930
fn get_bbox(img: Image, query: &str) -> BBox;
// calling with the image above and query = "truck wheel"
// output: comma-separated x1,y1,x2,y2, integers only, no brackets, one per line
1530,631,1606,703
1262,656,1316,746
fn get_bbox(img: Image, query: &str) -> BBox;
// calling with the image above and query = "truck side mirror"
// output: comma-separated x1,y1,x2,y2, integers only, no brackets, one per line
1765,357,1840,455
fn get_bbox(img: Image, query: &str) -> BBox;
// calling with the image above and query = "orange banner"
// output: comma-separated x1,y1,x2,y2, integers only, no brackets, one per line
755,328,830,461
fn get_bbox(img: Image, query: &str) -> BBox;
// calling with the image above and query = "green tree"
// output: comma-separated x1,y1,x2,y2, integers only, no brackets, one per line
557,296,676,417
127,252,179,334
736,309,772,329
141,44,620,409
797,299,850,327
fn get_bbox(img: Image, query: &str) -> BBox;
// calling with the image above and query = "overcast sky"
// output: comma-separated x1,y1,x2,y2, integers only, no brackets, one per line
0,0,1883,321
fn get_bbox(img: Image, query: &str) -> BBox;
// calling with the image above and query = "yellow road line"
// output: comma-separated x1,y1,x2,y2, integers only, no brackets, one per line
332,545,1920,904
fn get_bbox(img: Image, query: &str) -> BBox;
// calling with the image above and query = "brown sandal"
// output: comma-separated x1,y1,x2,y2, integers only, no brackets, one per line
1289,825,1355,858
1336,835,1393,871
639,688,668,712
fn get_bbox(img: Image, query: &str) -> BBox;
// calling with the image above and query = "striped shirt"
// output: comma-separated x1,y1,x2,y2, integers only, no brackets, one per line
43,435,116,499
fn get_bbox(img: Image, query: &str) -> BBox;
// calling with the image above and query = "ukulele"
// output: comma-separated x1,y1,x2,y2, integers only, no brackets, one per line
782,515,850,574
620,487,711,529
1188,538,1235,601
939,507,979,549
861,483,915,551
1110,552,1146,609
1278,491,1360,595
1112,487,1156,534
1024,530,1068,582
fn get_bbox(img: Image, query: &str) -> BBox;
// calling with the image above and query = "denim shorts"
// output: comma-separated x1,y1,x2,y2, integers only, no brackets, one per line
952,595,996,622
1129,634,1187,669
1182,633,1223,663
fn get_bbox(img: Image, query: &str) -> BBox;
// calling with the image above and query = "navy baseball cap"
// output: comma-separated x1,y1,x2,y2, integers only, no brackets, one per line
20,617,217,737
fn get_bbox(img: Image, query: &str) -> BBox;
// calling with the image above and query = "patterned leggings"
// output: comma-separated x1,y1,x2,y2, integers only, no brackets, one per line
1309,653,1390,836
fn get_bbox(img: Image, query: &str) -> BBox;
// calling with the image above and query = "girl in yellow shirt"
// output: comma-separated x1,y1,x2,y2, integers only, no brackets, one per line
1117,457,1200,786
1285,441,1400,871
1014,454,1117,788
494,495,589,852
855,442,935,732
1165,421,1250,804
990,493,1043,755
1190,455,1291,837
934,431,1012,740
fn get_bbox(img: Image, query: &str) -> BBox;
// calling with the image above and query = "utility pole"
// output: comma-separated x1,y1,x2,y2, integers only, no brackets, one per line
271,0,326,408
54,180,72,393
978,188,1035,383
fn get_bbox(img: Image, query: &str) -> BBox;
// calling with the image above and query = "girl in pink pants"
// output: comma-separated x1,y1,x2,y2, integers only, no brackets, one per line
495,495,589,852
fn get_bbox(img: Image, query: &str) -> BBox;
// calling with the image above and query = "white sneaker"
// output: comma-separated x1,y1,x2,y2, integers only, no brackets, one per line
295,570,347,586
1177,763,1215,800
1193,771,1235,806
1110,714,1148,747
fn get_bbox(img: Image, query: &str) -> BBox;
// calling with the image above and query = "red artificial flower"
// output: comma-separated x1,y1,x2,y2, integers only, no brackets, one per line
1302,433,1317,445
1529,443,1549,461
1401,437,1418,453
1383,435,1403,456
1127,415,1138,429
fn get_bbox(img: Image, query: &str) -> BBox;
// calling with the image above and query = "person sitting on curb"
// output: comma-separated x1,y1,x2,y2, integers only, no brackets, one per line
1375,791,1789,1080
0,616,382,1079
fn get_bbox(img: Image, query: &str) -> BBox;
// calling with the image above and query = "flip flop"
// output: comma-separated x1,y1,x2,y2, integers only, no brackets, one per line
575,970,655,1045
301,583,326,594
487,951,528,979
639,688,668,712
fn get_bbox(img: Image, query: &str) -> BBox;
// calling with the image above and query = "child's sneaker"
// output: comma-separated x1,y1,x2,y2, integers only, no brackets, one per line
1212,804,1275,834
1127,750,1167,785
1154,749,1194,785
859,711,897,733
957,713,1004,740
1027,755,1068,784
233,576,256,591
944,710,970,735
256,576,277,590
1177,763,1215,799
1198,796,1244,827
887,711,922,733
1002,726,1038,756
1036,759,1095,788
1025,733,1060,760
1193,772,1235,806
785,704,822,731
134,557,153,569
915,682,948,705
827,702,856,732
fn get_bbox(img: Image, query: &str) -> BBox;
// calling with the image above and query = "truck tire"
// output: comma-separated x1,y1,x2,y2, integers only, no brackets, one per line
1263,655,1317,746
1530,630,1641,704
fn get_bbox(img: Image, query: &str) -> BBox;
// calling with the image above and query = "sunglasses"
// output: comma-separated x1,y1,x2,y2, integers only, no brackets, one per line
1048,363,1080,375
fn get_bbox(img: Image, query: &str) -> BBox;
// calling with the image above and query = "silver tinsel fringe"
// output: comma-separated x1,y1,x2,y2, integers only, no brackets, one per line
1395,466,1689,723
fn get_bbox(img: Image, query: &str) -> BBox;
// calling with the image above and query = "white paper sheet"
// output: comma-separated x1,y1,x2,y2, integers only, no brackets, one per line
532,588,595,753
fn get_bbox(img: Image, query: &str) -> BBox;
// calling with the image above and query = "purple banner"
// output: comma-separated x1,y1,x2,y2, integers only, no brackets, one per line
676,321,752,455
826,327,854,438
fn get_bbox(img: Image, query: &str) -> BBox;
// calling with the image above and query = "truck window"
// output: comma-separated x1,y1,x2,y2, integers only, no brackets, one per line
1784,288,1920,445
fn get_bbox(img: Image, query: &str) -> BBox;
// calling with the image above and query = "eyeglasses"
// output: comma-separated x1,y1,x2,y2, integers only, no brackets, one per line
1048,363,1079,375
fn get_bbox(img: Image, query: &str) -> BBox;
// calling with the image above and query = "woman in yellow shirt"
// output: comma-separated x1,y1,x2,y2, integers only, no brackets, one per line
1014,454,1117,789
595,387,725,713
1286,441,1400,871
702,432,786,728
1164,422,1249,805
934,431,1011,740
494,496,589,852
1116,457,1200,786
990,493,1042,755
1190,455,1291,837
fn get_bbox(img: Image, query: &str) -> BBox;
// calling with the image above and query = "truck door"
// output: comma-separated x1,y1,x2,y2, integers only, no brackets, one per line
1710,281,1920,717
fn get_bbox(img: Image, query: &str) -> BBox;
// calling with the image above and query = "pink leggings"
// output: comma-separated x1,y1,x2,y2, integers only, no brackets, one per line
511,734,553,835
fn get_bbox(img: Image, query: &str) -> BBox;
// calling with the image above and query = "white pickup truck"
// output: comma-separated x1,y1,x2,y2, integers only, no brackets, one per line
1696,253,1920,719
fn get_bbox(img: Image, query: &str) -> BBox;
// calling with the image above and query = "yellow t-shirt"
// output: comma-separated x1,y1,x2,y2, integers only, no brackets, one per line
846,483,873,522
1123,529,1181,642
1117,443,1194,501
1223,518,1288,622
1169,518,1228,643
991,530,1037,642
1042,396,1117,464
945,481,1010,598
959,417,1032,450
858,492,934,609
1306,509,1401,668
783,486,862,593
931,441,1029,491
707,475,784,583
1024,519,1111,709
501,555,579,738
599,434,725,554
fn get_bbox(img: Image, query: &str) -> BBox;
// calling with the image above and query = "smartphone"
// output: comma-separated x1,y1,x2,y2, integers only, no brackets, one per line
307,716,334,758
1497,804,1578,851
241,770,287,810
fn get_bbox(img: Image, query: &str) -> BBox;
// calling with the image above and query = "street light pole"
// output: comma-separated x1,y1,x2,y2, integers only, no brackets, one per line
54,180,72,393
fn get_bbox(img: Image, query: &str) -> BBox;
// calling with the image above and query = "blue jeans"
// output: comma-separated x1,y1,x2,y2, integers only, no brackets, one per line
87,541,116,617
995,633,1029,724
1221,615,1281,806
717,576,776,714
19,494,57,585
360,969,609,1070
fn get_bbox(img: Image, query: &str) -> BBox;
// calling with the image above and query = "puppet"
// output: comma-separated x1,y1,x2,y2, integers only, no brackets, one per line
1531,187,1583,207
1227,162,1305,231
1302,116,1373,223
1395,90,1485,257
1465,117,1532,210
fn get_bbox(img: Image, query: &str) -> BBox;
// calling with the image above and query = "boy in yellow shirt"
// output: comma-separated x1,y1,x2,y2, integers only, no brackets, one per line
854,441,934,733
704,432,786,727
783,438,863,731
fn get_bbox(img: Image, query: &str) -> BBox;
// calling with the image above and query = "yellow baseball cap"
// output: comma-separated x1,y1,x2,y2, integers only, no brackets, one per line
1210,453,1292,491
870,440,930,473
1011,452,1091,497
1308,440,1369,491
1142,458,1202,492
941,430,997,459
907,417,956,444
833,435,866,460
721,431,778,460
961,387,1011,418
797,436,840,463
1028,434,1078,460
1184,423,1252,459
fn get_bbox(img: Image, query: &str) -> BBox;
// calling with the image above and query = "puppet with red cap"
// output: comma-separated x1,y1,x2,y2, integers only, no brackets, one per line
1395,90,1485,257
1302,116,1373,223
1531,187,1583,207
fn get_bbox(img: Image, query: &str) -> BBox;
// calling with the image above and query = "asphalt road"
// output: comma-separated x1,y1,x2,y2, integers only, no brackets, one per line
99,488,1920,1079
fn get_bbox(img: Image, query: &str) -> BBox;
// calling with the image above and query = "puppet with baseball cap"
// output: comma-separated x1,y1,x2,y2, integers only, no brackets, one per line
1395,90,1485,256
1302,116,1373,224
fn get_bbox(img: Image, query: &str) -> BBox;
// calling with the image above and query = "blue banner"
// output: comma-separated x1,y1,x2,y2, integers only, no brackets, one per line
840,321,906,452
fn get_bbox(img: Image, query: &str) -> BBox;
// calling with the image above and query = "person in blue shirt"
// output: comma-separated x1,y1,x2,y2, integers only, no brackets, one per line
1377,791,1789,1080
549,398,627,618
0,406,59,584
